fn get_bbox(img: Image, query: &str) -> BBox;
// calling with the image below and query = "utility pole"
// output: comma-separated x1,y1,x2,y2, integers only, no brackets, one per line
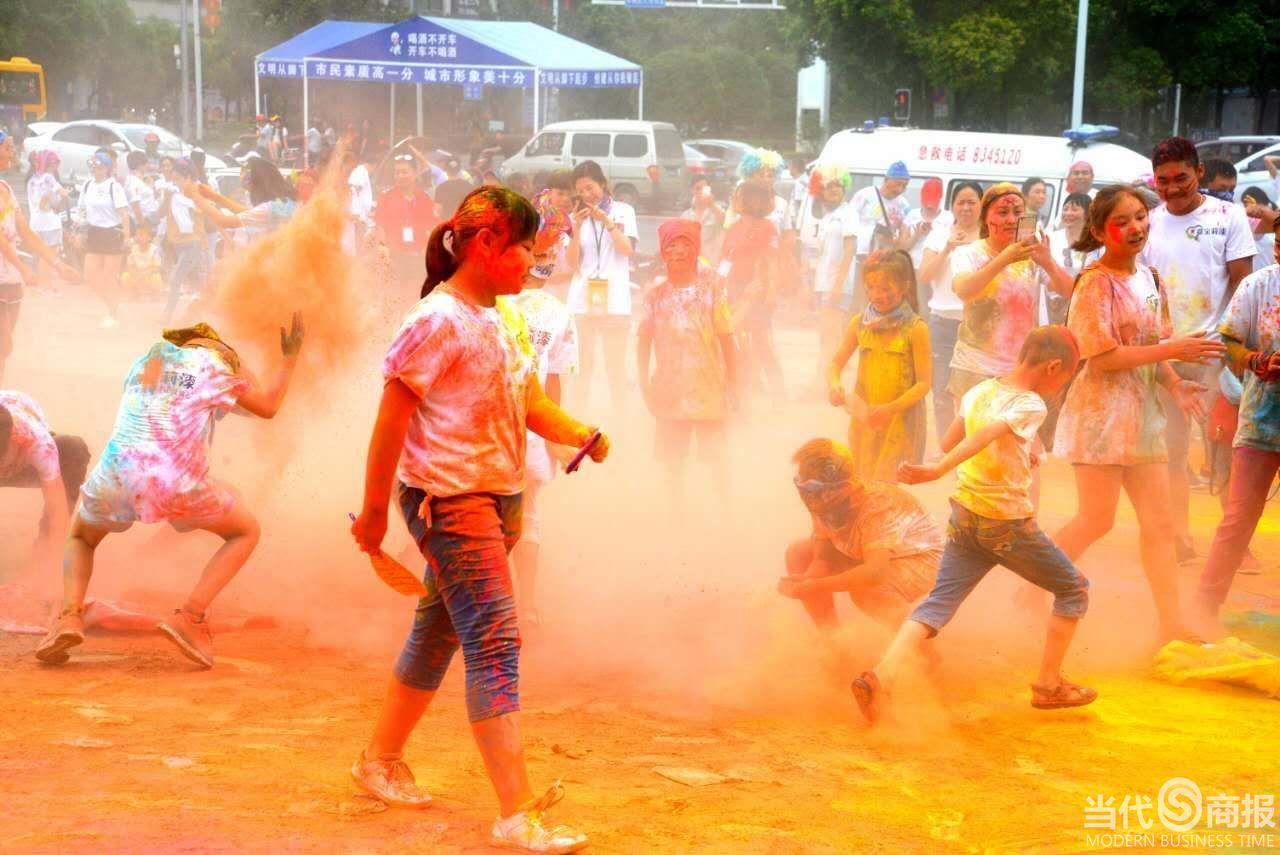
1070,0,1088,128
179,0,191,140
193,0,204,141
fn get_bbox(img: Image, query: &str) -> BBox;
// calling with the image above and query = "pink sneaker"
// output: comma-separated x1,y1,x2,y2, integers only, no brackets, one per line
35,609,86,665
157,609,214,669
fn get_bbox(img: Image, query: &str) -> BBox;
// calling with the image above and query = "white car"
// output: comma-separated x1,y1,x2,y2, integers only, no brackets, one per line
21,120,225,184
1202,138,1280,204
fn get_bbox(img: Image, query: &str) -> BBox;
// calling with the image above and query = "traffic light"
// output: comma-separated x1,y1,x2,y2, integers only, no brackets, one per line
201,0,222,31
894,88,911,122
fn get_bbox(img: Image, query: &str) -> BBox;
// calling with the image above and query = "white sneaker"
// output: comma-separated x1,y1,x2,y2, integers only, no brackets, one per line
350,753,432,808
491,781,588,853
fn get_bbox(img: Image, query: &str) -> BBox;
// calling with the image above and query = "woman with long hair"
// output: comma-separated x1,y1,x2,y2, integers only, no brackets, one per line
350,186,608,852
186,155,298,246
1051,185,1223,643
26,150,70,289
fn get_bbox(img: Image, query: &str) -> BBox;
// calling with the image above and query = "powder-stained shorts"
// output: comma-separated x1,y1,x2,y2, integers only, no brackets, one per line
910,500,1089,635
394,485,524,723
78,465,236,532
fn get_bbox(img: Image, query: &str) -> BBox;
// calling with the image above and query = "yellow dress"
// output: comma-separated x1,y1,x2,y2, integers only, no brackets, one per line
848,307,927,482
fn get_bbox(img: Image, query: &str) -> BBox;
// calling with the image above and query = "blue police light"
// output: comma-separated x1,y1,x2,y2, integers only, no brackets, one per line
1063,124,1119,145
862,119,875,132
878,116,890,127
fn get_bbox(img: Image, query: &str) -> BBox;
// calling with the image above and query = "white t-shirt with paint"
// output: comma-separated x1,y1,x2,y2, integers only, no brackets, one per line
126,173,158,219
0,391,59,482
384,288,537,498
849,185,910,255
26,173,64,233
567,199,639,316
1140,197,1255,337
904,208,954,270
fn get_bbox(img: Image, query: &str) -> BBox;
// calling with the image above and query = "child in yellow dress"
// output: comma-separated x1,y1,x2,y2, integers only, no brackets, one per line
827,250,931,481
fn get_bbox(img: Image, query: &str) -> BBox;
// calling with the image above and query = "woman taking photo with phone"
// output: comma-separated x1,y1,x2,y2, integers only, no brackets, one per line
947,183,1074,404
564,160,638,409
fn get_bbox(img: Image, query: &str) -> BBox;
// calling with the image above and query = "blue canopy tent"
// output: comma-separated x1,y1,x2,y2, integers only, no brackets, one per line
255,16,644,144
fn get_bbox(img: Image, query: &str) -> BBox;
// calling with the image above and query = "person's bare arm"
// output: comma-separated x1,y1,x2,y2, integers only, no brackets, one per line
917,246,947,291
802,547,894,594
900,419,1010,483
1226,257,1253,298
350,378,418,554
831,235,856,296
187,189,243,230
526,373,610,460
1265,155,1280,179
0,231,37,284
1089,335,1224,372
199,183,249,215
15,211,77,279
234,313,305,418
826,316,860,406
718,332,738,403
1030,233,1075,298
938,413,965,453
33,476,70,573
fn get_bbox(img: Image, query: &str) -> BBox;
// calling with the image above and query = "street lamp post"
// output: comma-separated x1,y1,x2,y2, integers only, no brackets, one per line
1070,0,1088,128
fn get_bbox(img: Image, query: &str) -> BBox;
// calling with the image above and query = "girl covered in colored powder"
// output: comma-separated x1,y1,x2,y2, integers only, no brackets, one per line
719,181,783,402
35,316,306,669
827,250,931,481
349,187,607,853
948,183,1074,402
1051,186,1222,644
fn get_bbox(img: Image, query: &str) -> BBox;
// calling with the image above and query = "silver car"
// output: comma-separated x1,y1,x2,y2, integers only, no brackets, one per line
21,120,225,184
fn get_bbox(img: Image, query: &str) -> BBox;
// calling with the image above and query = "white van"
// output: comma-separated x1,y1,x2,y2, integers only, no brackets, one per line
499,120,686,212
795,126,1152,251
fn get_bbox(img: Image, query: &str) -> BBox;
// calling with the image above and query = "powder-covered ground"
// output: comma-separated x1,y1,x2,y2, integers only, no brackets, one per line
2,286,1278,853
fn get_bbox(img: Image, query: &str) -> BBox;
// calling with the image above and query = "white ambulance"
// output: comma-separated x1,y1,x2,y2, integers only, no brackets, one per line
794,126,1152,253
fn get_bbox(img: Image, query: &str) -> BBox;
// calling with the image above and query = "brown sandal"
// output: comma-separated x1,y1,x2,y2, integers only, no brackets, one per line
851,671,883,723
1030,677,1097,710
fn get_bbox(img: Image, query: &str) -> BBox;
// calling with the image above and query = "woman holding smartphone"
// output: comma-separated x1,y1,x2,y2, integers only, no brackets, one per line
947,183,1073,404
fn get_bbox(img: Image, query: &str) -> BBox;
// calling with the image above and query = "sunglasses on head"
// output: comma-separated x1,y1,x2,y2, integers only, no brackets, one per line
393,154,414,163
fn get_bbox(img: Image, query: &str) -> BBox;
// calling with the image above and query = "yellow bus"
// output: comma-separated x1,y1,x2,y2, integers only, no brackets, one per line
0,57,47,122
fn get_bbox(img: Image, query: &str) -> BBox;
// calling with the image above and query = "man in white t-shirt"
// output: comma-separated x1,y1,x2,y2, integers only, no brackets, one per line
1066,161,1097,198
1141,136,1256,561
849,160,913,258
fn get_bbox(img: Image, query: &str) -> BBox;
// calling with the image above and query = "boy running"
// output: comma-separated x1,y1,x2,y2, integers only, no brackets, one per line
851,326,1095,721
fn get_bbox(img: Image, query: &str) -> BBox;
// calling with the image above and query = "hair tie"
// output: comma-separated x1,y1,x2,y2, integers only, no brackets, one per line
442,226,456,257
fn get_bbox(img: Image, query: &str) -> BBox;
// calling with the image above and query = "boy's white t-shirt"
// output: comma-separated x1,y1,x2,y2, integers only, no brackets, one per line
511,288,579,486
567,199,639,316
126,173,158,218
1139,197,1255,336
954,378,1047,520
26,173,63,233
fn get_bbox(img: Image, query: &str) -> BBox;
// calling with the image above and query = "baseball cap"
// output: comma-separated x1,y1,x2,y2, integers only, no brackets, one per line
886,161,911,180
921,176,943,208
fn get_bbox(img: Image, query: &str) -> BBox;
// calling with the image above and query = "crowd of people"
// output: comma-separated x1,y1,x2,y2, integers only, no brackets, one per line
1,120,1279,852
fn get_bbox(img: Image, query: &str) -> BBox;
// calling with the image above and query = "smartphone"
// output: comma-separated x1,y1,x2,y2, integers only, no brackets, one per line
1016,215,1039,243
